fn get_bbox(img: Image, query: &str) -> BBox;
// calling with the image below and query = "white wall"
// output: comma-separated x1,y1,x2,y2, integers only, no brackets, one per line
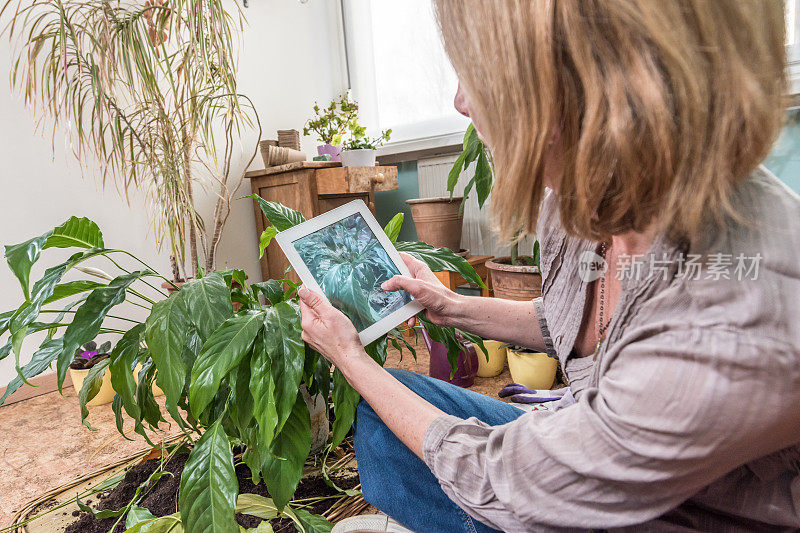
0,0,347,387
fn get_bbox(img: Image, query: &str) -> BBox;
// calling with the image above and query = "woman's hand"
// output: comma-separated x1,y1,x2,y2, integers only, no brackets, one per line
298,286,366,368
381,253,464,327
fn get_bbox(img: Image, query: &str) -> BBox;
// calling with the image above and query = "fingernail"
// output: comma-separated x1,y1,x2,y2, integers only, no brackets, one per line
381,281,390,290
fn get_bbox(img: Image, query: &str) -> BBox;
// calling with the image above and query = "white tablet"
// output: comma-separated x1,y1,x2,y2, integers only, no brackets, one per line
275,199,424,346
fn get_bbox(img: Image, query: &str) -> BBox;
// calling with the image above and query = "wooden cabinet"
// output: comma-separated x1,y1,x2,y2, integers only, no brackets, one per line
246,161,399,281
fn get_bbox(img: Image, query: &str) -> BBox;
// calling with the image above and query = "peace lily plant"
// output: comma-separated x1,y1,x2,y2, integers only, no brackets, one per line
0,200,487,532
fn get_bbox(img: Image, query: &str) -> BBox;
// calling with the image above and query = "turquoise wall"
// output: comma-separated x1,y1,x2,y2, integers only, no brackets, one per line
374,161,419,242
763,109,800,194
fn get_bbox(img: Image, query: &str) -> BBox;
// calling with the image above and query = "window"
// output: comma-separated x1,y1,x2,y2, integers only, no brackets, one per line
341,0,469,145
787,0,800,93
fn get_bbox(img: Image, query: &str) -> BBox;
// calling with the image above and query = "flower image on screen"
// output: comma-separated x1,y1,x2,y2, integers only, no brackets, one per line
292,212,413,332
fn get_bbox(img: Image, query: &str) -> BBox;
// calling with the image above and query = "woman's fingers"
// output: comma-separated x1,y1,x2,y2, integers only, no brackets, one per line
381,275,422,295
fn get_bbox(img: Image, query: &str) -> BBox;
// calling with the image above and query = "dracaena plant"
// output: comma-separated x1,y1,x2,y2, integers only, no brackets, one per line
0,201,487,533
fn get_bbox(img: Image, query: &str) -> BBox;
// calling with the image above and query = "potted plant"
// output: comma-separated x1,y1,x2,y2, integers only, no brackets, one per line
339,115,392,168
405,196,465,253
2,0,262,284
471,339,507,377
68,341,115,407
447,123,543,300
505,345,558,390
0,203,486,531
303,94,359,161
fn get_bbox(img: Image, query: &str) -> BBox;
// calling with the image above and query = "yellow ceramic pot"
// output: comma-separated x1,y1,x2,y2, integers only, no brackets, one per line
69,367,115,406
133,363,166,397
506,348,558,390
472,340,507,377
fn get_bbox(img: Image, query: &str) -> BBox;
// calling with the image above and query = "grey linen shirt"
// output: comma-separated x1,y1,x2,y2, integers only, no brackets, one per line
422,167,800,532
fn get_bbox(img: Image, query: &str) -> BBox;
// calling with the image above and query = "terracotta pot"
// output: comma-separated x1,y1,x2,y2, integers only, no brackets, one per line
406,196,463,252
486,257,542,301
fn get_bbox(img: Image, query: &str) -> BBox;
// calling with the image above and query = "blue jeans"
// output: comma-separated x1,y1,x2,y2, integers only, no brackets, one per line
353,368,525,533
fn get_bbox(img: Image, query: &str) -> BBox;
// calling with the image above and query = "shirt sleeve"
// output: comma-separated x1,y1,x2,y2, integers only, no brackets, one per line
533,296,556,360
422,326,800,531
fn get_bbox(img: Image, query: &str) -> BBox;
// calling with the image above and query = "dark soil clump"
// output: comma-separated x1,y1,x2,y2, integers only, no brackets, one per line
66,451,359,533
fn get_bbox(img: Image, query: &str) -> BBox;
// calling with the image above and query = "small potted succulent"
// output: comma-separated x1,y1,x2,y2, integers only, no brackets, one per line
339,116,391,167
303,93,359,161
69,341,115,406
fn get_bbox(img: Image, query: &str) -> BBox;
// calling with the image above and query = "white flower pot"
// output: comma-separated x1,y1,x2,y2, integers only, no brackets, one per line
340,148,376,167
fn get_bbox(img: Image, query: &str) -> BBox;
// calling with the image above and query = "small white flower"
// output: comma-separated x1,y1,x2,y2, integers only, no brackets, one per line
74,266,113,281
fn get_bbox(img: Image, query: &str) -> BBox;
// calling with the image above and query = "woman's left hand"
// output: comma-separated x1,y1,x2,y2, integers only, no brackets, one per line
298,286,366,368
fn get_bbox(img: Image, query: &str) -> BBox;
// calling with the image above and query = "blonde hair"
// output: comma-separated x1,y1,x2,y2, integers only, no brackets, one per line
434,0,787,242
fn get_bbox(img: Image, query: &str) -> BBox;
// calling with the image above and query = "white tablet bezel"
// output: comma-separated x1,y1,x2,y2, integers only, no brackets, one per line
275,199,423,346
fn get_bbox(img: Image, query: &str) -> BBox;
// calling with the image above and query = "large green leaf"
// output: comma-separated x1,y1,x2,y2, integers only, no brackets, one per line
331,369,359,448
446,150,466,195
136,362,165,430
252,280,286,306
0,337,63,405
261,393,311,510
125,505,157,529
43,280,105,305
246,195,306,231
250,329,278,450
189,311,265,416
229,351,254,441
126,512,183,533
259,226,278,258
179,272,233,341
395,240,486,288
264,302,304,435
58,271,148,391
44,216,104,249
146,293,190,426
292,508,334,533
4,230,52,300
179,419,239,533
109,324,145,422
474,147,493,208
235,493,279,520
12,249,108,335
382,213,404,243
78,358,111,430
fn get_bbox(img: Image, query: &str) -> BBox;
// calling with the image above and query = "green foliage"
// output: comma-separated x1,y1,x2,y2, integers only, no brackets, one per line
395,240,486,289
179,419,239,533
303,93,359,145
383,213,404,243
447,123,541,267
0,204,482,532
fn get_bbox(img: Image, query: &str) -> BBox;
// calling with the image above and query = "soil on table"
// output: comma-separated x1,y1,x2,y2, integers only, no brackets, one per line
65,452,359,533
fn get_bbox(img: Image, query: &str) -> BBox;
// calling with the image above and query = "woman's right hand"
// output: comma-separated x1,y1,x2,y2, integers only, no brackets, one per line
381,253,464,327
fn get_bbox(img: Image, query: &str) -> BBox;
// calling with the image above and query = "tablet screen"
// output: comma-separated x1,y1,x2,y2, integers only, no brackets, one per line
291,212,414,333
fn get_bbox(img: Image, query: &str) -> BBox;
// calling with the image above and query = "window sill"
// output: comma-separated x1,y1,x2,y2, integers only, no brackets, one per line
376,131,465,165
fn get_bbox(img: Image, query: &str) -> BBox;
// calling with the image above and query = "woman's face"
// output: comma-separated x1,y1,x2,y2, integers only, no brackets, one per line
454,83,563,191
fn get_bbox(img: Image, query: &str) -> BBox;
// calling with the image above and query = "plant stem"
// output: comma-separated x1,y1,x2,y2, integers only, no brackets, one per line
102,253,168,298
39,309,142,324
108,249,178,291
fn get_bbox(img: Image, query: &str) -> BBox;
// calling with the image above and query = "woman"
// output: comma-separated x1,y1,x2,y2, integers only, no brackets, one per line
299,1,800,531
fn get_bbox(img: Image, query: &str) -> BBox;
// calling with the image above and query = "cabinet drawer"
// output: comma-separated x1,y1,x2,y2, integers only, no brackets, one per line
315,166,398,194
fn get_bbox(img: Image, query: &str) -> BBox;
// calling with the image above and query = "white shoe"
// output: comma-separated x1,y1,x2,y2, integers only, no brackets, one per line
331,513,414,533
